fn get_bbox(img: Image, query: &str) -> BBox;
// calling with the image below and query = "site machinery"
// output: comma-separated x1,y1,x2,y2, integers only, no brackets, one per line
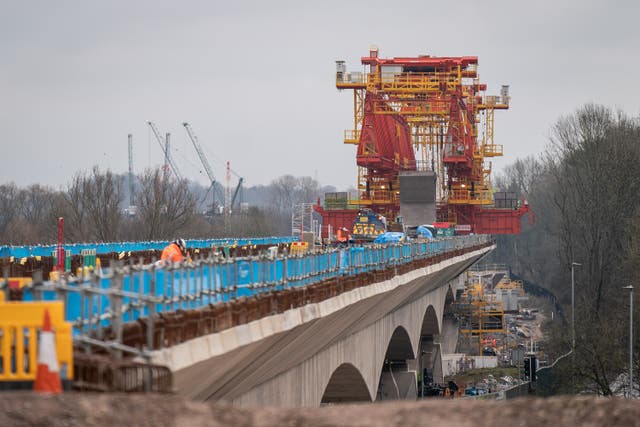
315,47,530,238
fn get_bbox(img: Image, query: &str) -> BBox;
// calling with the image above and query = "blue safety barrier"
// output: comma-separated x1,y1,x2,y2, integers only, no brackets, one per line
0,236,298,259
20,235,490,334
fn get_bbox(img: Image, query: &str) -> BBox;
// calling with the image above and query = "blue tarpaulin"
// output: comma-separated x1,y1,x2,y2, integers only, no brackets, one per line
416,226,433,239
373,232,407,244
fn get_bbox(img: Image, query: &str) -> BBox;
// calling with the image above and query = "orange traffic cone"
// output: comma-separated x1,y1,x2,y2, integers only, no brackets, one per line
34,309,62,394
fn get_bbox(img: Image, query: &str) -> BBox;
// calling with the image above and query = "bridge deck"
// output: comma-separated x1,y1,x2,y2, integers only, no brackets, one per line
175,254,482,401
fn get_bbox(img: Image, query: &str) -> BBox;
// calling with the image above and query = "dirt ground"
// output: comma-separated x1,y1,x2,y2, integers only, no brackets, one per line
1,393,639,427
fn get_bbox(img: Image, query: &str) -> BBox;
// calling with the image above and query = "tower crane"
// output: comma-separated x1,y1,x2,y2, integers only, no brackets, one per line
182,122,218,214
147,121,182,180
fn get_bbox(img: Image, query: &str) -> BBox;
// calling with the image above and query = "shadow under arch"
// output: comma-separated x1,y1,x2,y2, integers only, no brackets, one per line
376,325,416,401
421,304,440,339
444,284,456,310
418,304,444,396
321,362,371,404
385,324,415,361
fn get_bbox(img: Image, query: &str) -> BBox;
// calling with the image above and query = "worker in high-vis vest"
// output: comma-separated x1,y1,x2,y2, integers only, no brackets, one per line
337,227,349,244
160,238,187,263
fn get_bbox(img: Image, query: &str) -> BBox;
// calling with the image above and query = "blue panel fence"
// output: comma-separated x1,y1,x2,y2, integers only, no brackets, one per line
15,235,491,335
0,236,298,259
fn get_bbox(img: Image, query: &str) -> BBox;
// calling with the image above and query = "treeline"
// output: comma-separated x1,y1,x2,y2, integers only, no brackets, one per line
492,104,640,395
0,168,335,245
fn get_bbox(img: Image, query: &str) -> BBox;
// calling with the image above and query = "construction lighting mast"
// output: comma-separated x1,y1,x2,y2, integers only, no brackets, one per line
127,134,137,215
182,122,217,214
225,161,231,218
147,121,182,180
164,133,171,183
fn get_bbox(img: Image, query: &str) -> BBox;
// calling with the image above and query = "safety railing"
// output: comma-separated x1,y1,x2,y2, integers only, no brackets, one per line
371,72,462,92
4,235,492,353
447,189,493,205
343,129,361,144
0,236,297,259
481,144,503,157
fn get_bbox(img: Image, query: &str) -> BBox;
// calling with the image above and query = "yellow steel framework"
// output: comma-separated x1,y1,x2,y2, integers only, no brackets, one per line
336,49,510,215
456,282,506,356
495,278,525,296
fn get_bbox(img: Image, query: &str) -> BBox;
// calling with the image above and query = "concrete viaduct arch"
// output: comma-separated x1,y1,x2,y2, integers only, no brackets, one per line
235,280,458,407
171,248,490,407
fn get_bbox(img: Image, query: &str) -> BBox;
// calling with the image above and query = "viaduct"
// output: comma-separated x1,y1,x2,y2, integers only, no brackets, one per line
149,244,493,406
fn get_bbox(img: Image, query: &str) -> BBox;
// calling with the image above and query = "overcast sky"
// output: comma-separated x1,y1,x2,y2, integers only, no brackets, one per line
2,0,639,191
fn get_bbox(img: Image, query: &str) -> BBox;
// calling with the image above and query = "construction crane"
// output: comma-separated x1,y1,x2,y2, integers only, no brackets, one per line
317,47,530,237
231,177,244,211
182,122,217,214
147,121,182,180
224,161,245,215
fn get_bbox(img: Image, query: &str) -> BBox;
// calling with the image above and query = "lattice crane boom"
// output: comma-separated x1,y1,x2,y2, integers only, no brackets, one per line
182,122,216,187
147,121,182,180
231,177,244,210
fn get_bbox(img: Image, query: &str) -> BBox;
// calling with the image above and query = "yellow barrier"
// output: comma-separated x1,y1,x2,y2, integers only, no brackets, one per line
0,301,73,383
289,241,309,255
8,277,33,288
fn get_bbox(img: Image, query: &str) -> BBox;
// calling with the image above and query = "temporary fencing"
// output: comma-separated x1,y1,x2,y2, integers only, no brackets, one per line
9,234,490,334
0,236,297,259
0,301,73,388
1,234,492,391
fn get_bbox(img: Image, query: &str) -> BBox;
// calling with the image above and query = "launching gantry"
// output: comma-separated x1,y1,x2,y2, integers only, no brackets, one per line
328,47,530,234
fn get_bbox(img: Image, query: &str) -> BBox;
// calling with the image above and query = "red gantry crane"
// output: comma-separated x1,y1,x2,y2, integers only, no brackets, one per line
316,47,530,237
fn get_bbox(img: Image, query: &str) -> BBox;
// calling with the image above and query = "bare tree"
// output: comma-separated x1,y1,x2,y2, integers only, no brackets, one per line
135,168,198,240
297,176,320,203
0,183,20,243
62,173,91,242
495,104,640,395
547,105,640,314
494,155,543,197
13,184,58,244
1,171,334,244
266,175,321,235
83,167,124,242
61,167,124,242
269,175,299,214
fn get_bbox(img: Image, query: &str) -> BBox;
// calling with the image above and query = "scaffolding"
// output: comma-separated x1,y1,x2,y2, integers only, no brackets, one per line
495,278,525,297
291,203,315,240
454,281,506,356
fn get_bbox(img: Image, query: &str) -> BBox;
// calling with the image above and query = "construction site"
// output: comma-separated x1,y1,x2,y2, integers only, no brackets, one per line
1,39,637,425
0,47,558,399
315,47,530,242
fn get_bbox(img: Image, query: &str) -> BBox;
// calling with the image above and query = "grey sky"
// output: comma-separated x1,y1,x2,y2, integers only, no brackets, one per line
2,1,639,191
